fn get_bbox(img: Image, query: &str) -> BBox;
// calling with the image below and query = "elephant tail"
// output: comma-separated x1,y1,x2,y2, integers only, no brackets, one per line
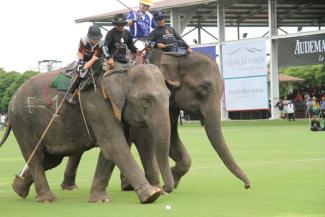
0,120,11,148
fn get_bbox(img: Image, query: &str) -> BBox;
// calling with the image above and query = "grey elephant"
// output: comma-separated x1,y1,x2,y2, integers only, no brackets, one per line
0,63,174,203
61,50,251,192
130,50,251,189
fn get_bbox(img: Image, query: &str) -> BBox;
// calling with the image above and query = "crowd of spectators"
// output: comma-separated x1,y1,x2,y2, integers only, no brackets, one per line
277,88,325,119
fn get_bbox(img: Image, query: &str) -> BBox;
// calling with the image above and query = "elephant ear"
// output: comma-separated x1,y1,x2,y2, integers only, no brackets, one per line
102,73,127,122
160,54,182,88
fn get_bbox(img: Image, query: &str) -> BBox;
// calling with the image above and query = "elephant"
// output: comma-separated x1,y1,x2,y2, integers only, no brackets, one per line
0,63,174,203
60,50,251,192
129,50,251,189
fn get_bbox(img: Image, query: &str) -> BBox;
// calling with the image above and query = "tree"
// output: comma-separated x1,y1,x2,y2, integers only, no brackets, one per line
0,70,38,113
280,64,325,89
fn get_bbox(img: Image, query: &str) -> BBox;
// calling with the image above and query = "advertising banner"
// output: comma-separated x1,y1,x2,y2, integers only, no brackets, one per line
222,39,267,79
224,76,269,111
278,33,325,67
192,44,217,61
221,39,268,111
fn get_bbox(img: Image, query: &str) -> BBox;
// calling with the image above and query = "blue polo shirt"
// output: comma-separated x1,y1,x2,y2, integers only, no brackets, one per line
127,10,157,39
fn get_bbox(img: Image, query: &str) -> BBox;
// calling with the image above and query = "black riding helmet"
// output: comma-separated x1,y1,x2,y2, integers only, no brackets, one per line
112,13,128,26
87,25,103,40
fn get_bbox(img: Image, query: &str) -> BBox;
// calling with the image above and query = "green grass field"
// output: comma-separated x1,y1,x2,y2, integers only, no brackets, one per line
0,120,324,217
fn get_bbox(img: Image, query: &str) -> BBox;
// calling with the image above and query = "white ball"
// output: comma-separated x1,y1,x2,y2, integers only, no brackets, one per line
165,205,172,210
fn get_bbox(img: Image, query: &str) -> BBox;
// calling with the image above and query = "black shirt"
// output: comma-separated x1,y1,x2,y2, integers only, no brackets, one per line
102,28,137,63
148,26,189,51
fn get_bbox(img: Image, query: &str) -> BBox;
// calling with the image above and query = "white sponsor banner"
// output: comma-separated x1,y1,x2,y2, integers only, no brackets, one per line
224,76,268,111
222,39,267,79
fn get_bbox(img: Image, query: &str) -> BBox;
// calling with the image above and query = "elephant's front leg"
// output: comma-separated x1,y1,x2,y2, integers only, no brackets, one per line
169,111,192,188
61,153,83,190
91,141,162,204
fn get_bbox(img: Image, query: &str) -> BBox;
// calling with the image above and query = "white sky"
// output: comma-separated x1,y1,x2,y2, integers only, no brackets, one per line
0,0,322,72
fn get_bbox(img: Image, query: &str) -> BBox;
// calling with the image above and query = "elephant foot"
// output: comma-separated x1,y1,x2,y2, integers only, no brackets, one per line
88,191,112,203
120,174,134,191
121,180,134,191
61,182,78,191
162,185,173,194
171,167,182,189
36,191,57,203
155,186,168,195
136,185,162,204
12,176,31,199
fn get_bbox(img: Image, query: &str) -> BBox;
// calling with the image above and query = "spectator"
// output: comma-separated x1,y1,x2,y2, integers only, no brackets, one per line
0,114,6,130
295,91,303,108
305,95,312,118
320,96,325,117
283,96,289,119
310,115,323,131
275,97,285,119
287,100,295,121
311,96,320,116
179,110,184,125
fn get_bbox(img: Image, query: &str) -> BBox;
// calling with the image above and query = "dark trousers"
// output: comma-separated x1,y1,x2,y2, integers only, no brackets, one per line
288,113,295,121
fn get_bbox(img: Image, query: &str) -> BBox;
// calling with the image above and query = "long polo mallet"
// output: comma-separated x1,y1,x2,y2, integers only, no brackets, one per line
116,0,136,12
17,74,79,179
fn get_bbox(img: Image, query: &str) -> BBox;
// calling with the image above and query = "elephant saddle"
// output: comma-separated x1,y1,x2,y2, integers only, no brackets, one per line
51,60,103,91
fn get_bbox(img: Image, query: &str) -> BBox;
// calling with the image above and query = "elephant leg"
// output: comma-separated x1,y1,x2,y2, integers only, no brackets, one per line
12,172,33,199
120,140,160,191
89,151,115,203
169,112,192,188
84,96,161,203
27,156,56,202
169,136,191,188
12,125,57,202
94,142,161,204
120,127,161,191
61,153,83,190
12,152,63,201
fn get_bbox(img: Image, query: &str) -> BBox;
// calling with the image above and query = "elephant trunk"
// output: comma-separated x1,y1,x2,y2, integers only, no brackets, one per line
201,99,250,189
148,115,174,193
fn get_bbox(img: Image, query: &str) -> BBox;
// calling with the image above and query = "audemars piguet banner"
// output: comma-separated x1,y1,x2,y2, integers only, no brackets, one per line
278,33,325,67
222,39,268,111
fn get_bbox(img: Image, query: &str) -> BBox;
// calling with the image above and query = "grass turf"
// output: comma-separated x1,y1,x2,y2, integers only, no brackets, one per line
0,119,324,217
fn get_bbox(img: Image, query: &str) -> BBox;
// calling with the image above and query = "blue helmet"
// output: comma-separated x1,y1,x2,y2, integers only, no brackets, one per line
154,10,166,20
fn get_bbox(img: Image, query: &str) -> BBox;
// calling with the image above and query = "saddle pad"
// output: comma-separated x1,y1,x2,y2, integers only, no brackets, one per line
163,52,188,57
51,73,71,91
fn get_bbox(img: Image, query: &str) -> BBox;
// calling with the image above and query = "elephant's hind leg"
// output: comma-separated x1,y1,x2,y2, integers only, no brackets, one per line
13,138,62,202
12,173,33,199
89,152,114,203
61,154,82,190
34,153,63,202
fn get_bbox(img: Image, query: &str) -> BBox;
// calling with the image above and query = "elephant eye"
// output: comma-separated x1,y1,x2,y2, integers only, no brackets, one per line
197,86,209,97
142,96,152,109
